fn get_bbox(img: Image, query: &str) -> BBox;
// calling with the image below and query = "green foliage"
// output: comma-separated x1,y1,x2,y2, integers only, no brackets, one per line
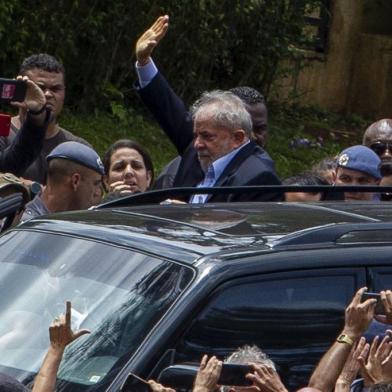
268,105,369,178
0,0,324,111
0,0,343,179
60,109,176,174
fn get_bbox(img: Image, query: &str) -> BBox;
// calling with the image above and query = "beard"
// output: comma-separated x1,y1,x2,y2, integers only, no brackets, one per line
197,152,213,173
196,139,233,172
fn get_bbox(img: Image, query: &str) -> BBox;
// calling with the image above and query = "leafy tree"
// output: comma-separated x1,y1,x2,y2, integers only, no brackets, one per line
0,0,324,111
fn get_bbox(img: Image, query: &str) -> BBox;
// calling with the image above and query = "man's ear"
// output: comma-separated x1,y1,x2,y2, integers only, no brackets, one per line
103,175,109,191
232,129,246,146
332,169,337,184
70,172,82,191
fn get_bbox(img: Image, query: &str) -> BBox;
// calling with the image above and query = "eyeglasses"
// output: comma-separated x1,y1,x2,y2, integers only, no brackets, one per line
369,141,392,156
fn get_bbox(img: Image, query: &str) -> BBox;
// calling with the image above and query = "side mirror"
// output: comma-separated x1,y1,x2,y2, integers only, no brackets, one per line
158,363,199,390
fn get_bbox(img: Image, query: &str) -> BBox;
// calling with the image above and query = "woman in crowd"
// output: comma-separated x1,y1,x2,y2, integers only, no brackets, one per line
103,139,154,200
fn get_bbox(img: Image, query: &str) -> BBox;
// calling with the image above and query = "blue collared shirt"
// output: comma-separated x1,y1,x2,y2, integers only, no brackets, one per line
190,141,250,204
136,59,158,88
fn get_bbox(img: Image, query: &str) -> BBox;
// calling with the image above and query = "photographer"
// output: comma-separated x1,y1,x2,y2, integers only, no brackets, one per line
0,75,49,176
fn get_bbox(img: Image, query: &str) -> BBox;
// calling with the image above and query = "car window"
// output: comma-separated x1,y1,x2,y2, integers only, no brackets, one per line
0,230,193,391
369,267,392,291
174,268,365,390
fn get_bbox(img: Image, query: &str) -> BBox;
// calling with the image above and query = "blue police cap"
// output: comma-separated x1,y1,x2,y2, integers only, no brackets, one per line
337,145,381,180
47,141,104,175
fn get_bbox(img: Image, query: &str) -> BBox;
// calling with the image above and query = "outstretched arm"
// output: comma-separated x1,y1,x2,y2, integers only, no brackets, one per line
309,287,376,392
0,76,49,176
32,301,90,392
134,16,194,155
335,337,369,392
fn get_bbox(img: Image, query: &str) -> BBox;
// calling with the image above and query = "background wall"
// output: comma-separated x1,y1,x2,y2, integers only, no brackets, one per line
273,0,392,119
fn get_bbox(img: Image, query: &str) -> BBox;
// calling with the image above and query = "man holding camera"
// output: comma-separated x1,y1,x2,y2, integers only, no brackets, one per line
0,53,89,184
0,76,49,176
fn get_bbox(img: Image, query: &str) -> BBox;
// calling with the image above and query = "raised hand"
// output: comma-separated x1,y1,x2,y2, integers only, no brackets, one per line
247,364,288,392
49,300,90,353
11,76,46,113
108,180,135,195
343,287,377,340
193,355,222,392
359,335,392,385
336,337,369,391
32,301,90,392
135,15,169,66
308,288,376,392
375,290,392,324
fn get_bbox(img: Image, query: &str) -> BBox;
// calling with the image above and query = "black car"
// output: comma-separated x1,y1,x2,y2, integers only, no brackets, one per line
0,199,392,391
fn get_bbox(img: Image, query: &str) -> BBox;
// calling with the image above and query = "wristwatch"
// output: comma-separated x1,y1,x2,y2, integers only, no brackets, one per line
336,334,354,346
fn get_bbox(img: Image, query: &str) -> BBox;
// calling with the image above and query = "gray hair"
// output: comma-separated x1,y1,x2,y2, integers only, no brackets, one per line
370,384,392,392
220,345,275,392
191,90,253,138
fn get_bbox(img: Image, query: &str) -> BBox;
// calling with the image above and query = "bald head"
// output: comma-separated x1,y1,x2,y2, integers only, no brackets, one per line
363,119,392,163
363,119,392,145
47,158,90,185
296,388,323,392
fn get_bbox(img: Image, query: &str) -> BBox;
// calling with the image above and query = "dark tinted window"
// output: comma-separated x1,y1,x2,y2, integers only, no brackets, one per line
175,268,365,389
370,267,392,291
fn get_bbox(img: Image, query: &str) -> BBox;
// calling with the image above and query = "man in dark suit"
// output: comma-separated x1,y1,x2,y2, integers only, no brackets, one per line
135,16,280,202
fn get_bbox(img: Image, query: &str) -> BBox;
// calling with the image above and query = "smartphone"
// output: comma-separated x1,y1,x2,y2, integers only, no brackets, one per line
218,363,253,386
0,114,10,137
120,372,150,392
0,78,27,103
361,292,385,315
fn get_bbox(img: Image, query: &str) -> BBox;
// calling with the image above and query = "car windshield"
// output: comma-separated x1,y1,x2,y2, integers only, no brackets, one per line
0,229,193,391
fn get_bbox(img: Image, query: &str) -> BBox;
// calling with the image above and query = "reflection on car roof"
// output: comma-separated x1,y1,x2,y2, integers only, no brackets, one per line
18,201,392,264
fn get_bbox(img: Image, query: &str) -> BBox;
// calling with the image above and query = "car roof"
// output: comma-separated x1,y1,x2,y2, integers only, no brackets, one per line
17,201,392,265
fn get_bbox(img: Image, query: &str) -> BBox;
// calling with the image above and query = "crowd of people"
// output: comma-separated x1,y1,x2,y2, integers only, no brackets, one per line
3,289,392,391
0,15,391,224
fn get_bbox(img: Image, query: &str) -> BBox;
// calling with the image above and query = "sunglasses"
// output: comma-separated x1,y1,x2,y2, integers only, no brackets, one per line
381,193,392,201
370,141,392,156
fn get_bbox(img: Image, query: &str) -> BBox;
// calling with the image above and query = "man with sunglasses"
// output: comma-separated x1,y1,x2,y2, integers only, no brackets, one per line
0,53,89,184
363,119,392,163
363,119,392,201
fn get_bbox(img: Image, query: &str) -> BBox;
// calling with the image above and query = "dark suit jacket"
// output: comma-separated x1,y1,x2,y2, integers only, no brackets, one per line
138,71,282,202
